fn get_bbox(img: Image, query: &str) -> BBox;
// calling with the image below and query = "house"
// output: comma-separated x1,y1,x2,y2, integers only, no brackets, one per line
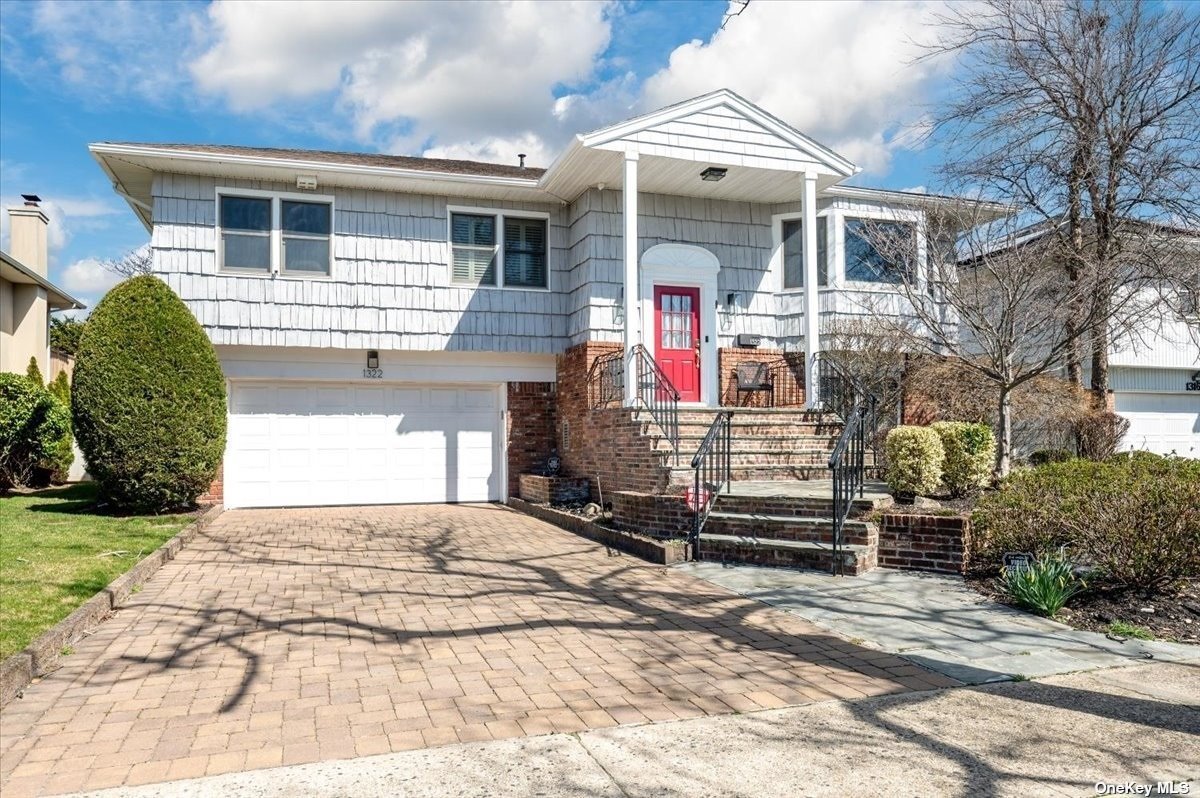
1,196,86,378
90,89,998,533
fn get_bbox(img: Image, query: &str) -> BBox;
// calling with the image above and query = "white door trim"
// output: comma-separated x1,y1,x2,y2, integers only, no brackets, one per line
639,243,720,407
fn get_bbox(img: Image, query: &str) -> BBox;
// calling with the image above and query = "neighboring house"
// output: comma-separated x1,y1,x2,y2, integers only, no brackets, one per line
1,196,86,378
90,89,997,512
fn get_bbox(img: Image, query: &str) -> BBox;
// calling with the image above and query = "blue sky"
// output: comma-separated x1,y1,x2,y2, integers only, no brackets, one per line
0,0,952,310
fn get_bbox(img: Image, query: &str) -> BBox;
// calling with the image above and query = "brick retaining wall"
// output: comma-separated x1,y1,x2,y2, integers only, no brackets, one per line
877,512,970,574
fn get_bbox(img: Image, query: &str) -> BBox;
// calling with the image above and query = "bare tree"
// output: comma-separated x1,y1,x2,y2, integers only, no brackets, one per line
853,201,1146,476
926,0,1200,401
102,246,153,278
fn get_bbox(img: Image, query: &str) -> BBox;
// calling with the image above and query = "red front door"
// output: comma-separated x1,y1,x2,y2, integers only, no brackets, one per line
654,285,701,402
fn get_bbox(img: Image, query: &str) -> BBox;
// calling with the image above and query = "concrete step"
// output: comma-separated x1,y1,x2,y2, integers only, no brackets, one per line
698,534,875,575
705,512,875,546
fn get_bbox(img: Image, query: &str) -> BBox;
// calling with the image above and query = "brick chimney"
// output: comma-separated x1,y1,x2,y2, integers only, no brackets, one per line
8,194,49,278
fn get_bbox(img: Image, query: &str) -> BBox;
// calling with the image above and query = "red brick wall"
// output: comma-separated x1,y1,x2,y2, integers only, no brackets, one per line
517,475,590,504
718,347,806,407
610,490,693,537
877,512,970,574
506,381,557,497
198,462,223,505
556,342,675,498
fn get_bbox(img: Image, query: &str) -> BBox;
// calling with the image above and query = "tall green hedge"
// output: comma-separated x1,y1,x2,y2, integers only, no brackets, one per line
72,276,226,511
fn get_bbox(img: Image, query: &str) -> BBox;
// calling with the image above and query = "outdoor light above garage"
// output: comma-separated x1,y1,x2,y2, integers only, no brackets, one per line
700,166,728,182
366,350,379,369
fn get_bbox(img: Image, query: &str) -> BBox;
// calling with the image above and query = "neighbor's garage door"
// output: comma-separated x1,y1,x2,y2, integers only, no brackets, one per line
1115,391,1199,458
225,382,503,508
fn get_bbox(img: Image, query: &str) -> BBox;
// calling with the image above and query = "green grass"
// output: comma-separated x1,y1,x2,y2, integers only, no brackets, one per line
0,483,192,659
1107,620,1154,640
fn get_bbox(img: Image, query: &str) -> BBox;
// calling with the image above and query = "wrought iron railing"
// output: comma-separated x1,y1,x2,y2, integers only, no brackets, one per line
689,410,733,561
816,352,880,576
632,344,681,464
588,346,681,462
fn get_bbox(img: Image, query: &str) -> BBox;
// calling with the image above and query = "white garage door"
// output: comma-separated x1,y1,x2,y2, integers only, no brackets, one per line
1115,392,1200,458
225,382,503,509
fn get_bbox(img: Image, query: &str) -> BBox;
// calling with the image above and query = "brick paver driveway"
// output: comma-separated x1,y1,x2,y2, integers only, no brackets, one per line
1,504,953,796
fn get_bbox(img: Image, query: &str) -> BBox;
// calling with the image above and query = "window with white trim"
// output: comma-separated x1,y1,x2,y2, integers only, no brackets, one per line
844,218,915,284
450,210,548,289
217,191,333,277
780,216,829,290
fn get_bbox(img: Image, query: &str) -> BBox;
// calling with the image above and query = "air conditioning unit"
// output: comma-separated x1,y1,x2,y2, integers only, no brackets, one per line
736,333,762,348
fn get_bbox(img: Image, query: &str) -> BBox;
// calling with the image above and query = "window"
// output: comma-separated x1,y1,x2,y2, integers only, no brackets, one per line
282,201,331,274
782,219,803,289
220,196,271,271
218,190,333,277
845,218,915,284
449,209,549,289
780,217,828,289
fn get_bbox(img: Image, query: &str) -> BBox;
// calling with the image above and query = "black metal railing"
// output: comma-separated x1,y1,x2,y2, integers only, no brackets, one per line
588,346,681,462
690,410,733,561
632,344,681,464
816,352,880,576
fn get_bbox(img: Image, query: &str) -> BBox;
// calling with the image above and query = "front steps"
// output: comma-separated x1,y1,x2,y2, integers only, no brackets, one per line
696,480,893,575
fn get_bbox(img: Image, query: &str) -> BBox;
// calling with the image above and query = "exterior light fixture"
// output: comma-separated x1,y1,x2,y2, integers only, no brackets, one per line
296,174,318,191
700,167,728,182
366,350,379,369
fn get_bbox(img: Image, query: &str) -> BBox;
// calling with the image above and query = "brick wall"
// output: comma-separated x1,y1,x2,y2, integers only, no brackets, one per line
718,347,806,408
198,462,223,505
610,490,693,537
877,512,970,574
517,474,590,504
506,381,557,496
556,342,676,498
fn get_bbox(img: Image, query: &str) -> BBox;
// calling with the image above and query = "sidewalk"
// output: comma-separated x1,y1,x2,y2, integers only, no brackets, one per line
71,662,1199,797
682,563,1200,683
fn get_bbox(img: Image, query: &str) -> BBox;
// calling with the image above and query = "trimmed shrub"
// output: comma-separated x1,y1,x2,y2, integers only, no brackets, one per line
25,356,43,385
44,372,74,483
931,421,995,496
72,276,226,511
0,372,69,489
1074,410,1129,461
885,426,945,496
1001,551,1085,617
971,456,1200,589
1029,448,1073,466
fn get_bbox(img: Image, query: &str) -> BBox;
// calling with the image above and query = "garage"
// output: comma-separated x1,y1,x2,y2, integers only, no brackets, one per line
224,381,504,509
1114,391,1200,458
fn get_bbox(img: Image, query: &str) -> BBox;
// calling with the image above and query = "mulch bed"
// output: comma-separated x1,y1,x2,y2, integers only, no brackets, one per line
967,574,1200,644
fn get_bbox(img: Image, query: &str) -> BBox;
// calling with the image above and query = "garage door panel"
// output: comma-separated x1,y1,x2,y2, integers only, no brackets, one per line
1116,392,1200,457
226,381,503,508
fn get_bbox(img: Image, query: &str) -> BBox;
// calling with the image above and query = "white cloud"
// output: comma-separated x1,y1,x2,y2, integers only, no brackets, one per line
192,1,615,166
60,257,122,295
638,0,952,175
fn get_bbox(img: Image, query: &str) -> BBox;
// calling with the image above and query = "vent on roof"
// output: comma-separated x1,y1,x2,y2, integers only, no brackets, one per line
21,194,41,207
518,153,526,168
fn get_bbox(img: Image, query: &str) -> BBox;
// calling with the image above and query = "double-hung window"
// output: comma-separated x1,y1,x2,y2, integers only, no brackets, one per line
780,216,829,290
450,209,548,289
844,218,915,284
217,190,333,277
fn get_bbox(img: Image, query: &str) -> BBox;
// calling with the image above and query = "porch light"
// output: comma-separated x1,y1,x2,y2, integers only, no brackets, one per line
700,166,728,182
366,350,379,369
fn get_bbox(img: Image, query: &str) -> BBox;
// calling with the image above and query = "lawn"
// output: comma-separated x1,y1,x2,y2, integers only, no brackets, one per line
0,483,194,660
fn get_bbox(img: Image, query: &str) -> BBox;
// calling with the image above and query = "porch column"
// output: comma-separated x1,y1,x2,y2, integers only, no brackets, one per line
802,171,821,410
623,151,639,406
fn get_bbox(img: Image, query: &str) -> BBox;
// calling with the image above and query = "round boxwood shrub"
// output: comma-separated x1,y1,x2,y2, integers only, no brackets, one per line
884,425,945,496
72,276,226,511
0,372,69,489
931,421,995,496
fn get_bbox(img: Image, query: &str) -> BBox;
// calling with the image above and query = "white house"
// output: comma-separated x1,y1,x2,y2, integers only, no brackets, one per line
91,89,1191,512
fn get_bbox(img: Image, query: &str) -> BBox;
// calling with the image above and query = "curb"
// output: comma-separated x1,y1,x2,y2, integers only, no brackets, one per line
507,497,688,565
0,502,225,707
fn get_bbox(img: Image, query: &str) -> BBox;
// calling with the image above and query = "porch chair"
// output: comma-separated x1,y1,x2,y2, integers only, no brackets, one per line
735,361,774,407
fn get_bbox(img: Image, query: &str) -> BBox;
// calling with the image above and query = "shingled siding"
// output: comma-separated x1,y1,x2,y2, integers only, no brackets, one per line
150,173,570,353
566,187,786,347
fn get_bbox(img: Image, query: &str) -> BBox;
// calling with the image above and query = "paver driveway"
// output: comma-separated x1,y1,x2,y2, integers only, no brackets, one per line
0,504,953,796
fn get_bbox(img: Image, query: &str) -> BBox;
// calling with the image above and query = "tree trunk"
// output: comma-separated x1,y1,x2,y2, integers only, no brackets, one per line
1089,310,1111,405
995,386,1013,479
1065,150,1087,386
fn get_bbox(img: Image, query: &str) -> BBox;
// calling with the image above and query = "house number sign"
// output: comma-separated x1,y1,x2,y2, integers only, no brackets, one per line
1187,371,1200,392
363,368,384,379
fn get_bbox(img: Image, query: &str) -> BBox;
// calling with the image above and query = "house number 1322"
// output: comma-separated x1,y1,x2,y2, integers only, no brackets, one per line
363,368,384,379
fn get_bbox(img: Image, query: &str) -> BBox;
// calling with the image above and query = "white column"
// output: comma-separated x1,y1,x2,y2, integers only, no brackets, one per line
623,151,639,406
802,171,821,410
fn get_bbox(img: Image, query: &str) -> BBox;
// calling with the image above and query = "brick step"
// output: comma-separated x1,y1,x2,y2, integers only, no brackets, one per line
712,492,890,519
698,534,874,575
705,512,875,546
670,417,845,432
670,464,833,483
677,434,843,447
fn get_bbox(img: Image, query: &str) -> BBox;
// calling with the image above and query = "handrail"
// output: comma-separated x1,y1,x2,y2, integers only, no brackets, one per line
631,344,681,464
590,349,624,407
690,410,733,561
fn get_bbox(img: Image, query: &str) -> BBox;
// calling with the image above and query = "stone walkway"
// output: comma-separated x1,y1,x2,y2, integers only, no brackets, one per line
0,504,950,797
683,563,1200,683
